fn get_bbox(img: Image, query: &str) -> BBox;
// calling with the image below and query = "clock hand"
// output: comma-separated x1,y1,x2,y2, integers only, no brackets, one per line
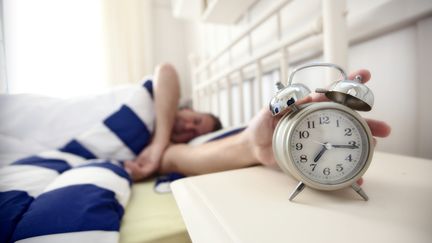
314,144,328,162
332,144,359,149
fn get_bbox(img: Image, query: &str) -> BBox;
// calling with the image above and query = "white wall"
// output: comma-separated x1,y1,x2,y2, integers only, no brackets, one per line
152,0,192,101
181,0,432,159
349,26,418,157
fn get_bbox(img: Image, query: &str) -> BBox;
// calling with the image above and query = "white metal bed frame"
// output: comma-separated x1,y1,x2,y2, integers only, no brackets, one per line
189,0,432,127
190,0,348,126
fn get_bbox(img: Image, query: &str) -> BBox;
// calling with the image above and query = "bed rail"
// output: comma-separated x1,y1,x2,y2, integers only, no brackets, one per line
191,0,348,126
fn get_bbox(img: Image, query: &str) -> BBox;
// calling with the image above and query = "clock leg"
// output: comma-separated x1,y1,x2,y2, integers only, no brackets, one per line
289,182,305,201
351,183,369,201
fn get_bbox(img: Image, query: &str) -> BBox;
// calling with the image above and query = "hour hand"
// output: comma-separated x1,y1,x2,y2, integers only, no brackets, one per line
332,144,359,149
314,145,327,162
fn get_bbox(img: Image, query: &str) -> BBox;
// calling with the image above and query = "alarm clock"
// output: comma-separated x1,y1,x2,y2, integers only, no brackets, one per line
270,63,374,201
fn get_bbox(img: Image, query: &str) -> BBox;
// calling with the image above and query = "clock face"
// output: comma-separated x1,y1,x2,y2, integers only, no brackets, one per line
289,108,369,185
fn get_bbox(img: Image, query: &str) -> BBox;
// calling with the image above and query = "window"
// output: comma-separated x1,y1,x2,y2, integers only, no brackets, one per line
0,0,7,93
3,0,107,98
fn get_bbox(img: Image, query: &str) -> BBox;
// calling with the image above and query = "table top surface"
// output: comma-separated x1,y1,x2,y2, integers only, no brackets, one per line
171,152,432,243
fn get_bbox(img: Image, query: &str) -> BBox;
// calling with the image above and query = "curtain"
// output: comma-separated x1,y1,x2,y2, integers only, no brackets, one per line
102,0,154,86
0,0,8,93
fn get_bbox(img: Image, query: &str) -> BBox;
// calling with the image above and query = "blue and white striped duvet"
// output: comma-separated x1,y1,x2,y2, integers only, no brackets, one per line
0,79,154,243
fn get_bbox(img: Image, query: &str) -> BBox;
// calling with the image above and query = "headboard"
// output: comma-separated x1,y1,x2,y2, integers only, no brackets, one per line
189,0,348,127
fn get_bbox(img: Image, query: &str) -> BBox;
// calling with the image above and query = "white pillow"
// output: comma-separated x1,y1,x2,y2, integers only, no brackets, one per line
0,85,137,167
0,86,135,149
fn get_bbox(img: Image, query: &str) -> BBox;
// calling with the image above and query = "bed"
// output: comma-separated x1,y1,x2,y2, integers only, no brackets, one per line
0,87,193,243
0,85,244,243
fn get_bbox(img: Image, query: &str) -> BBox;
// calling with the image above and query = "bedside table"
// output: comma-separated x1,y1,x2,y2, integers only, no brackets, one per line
171,152,432,243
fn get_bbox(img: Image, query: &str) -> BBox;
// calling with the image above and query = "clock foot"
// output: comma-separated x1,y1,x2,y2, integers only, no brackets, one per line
351,183,369,201
289,182,305,201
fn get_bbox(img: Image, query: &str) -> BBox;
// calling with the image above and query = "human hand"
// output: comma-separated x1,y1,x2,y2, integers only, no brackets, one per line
124,143,166,181
246,69,391,168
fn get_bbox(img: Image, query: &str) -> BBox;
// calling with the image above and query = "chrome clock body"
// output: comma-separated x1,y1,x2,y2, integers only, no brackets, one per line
270,63,375,201
273,102,374,194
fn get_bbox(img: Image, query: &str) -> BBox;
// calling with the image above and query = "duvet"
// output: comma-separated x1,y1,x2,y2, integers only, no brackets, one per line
0,79,154,243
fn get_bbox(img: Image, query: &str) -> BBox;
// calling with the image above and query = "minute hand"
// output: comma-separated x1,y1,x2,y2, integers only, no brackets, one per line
332,144,359,149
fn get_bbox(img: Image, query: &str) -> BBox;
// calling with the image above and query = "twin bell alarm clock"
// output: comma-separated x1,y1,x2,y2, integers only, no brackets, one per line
269,63,374,201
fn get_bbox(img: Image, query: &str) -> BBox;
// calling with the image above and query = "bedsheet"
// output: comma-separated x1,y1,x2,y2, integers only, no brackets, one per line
120,180,190,243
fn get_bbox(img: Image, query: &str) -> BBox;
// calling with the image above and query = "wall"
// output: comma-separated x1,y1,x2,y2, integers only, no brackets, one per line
152,0,192,102
181,0,432,159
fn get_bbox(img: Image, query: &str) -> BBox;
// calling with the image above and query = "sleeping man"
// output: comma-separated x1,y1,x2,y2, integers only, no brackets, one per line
122,63,224,181
0,63,224,243
0,63,390,243
127,64,391,181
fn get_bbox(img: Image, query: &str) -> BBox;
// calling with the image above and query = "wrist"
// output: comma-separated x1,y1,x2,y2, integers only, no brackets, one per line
243,126,276,166
150,137,170,150
237,132,260,164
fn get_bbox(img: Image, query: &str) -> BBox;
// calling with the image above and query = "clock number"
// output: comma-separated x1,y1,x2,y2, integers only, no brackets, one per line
295,143,303,150
300,155,308,163
349,141,357,147
345,154,353,162
344,128,352,136
336,164,344,172
310,164,317,171
336,119,340,127
323,167,331,175
299,131,310,139
319,116,330,125
307,121,315,129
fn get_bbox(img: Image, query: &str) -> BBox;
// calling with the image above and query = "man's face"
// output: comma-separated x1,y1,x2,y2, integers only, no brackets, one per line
171,109,215,143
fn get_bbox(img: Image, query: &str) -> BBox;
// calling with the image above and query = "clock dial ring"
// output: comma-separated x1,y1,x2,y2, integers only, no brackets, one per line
273,102,374,191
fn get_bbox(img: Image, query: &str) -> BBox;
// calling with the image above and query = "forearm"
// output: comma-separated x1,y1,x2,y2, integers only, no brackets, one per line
152,64,180,146
159,132,259,176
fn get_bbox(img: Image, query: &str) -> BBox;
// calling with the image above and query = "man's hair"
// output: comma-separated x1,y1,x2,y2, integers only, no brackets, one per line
207,113,223,132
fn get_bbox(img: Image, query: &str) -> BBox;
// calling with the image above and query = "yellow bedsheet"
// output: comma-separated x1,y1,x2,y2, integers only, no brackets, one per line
119,179,191,243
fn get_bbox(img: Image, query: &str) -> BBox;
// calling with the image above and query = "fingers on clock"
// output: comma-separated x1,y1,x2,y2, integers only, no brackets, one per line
366,118,391,137
356,177,364,186
348,69,371,83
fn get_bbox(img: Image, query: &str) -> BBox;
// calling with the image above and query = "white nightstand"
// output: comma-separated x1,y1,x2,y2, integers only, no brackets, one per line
171,152,432,243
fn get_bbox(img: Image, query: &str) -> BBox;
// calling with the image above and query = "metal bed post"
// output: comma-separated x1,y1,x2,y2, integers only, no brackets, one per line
207,85,213,113
196,89,203,110
277,11,288,85
276,11,282,40
238,70,245,124
189,54,199,111
216,80,221,117
226,76,233,126
322,0,348,84
248,73,255,119
255,61,263,114
279,48,288,85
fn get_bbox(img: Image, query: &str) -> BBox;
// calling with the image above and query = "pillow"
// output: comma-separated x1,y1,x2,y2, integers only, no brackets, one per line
0,133,49,168
188,125,247,146
0,85,137,150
